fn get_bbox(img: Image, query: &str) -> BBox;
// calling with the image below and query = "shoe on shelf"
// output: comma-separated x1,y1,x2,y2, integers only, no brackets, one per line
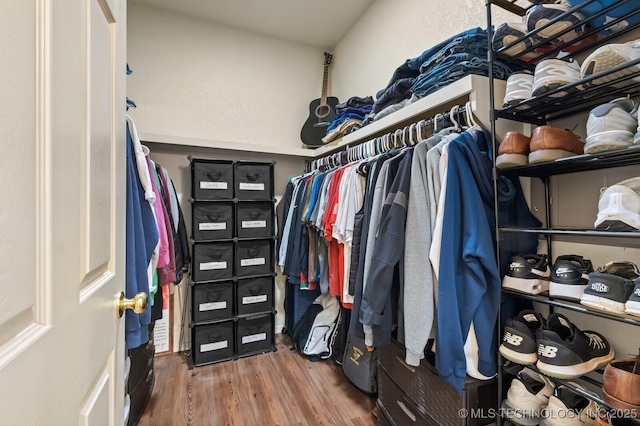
529,126,585,163
580,270,635,314
532,58,582,98
502,367,555,425
597,260,640,280
565,0,640,36
540,384,599,426
504,73,534,106
500,310,546,365
493,20,536,58
625,278,640,317
503,253,551,294
580,40,640,87
526,1,586,45
549,254,594,302
585,98,639,154
602,356,640,414
536,313,615,379
595,177,640,231
497,132,531,169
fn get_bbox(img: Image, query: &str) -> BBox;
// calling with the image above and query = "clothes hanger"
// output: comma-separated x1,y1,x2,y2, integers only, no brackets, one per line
433,113,443,133
394,129,403,148
465,101,478,127
449,105,462,132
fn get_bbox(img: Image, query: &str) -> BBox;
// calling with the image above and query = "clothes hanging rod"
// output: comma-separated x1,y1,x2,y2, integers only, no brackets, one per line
308,104,469,171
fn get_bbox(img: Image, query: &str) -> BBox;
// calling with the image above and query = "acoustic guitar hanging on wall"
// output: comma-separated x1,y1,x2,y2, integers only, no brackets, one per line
300,52,339,147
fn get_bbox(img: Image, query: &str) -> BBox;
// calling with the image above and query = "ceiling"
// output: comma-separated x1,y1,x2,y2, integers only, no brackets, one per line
129,0,375,49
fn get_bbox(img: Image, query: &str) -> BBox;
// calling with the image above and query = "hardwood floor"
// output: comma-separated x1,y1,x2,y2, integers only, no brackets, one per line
138,334,377,426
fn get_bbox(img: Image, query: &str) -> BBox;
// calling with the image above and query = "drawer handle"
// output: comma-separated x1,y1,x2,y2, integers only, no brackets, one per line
396,400,417,422
396,356,416,373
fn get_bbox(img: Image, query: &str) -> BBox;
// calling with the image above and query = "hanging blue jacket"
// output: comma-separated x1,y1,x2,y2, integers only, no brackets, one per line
436,127,539,394
125,123,159,349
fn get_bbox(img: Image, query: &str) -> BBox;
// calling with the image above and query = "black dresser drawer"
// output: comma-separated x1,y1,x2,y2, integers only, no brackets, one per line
191,242,234,282
378,342,496,426
236,201,274,239
236,276,273,316
378,369,432,425
234,162,274,201
235,239,273,278
191,281,234,323
192,321,235,365
192,202,234,241
191,159,234,201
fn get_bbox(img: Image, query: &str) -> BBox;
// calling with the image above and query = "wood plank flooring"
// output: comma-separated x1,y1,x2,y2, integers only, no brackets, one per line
138,334,376,426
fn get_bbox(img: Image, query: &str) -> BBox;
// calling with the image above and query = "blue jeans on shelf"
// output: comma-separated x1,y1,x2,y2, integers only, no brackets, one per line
407,27,487,72
410,54,514,98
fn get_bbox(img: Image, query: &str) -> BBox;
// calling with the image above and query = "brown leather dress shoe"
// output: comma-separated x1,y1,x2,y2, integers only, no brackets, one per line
497,131,531,168
602,358,640,412
529,126,585,164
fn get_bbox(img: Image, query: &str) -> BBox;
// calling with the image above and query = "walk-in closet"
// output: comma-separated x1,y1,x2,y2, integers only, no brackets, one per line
2,0,640,425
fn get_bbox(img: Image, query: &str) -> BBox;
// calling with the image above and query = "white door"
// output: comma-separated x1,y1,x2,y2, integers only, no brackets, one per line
0,0,128,424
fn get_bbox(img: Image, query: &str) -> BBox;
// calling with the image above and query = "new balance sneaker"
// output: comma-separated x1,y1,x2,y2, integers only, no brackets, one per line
581,39,640,87
504,73,534,106
540,384,599,426
498,131,531,169
580,271,635,314
532,58,582,98
503,254,551,294
550,255,595,301
526,1,586,45
536,313,615,378
585,98,639,154
595,177,640,231
502,368,555,425
625,278,640,317
500,310,546,365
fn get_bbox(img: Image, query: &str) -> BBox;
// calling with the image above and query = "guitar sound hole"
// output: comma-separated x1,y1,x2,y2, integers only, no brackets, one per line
315,105,330,119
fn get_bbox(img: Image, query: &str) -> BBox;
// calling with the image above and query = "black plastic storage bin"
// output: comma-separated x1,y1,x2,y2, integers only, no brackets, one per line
192,321,235,365
234,162,274,201
191,281,234,323
235,313,274,356
236,276,274,316
191,241,234,282
191,201,234,241
236,201,274,239
235,239,273,278
191,158,234,201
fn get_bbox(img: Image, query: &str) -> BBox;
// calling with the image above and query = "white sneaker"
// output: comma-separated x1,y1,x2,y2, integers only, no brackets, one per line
595,177,640,231
581,39,640,86
504,73,534,106
532,58,581,98
585,98,638,154
502,368,554,425
540,385,598,426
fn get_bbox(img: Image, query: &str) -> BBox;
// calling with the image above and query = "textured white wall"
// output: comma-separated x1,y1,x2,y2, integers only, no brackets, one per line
331,0,515,101
127,3,324,150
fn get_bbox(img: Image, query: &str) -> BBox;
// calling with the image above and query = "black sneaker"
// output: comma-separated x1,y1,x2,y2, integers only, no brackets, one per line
549,255,594,302
625,278,640,317
499,310,546,365
581,271,635,314
536,313,614,379
503,254,551,295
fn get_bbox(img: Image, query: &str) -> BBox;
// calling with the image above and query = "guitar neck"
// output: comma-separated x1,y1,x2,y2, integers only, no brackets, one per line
320,65,329,107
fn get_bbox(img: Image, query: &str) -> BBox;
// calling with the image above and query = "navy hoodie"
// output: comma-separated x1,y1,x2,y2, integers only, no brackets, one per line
436,127,539,393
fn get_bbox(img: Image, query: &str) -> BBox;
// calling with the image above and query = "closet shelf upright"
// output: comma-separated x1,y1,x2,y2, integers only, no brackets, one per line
487,0,640,423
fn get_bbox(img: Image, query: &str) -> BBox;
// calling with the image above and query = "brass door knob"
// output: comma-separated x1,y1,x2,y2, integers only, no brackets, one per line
117,292,148,318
